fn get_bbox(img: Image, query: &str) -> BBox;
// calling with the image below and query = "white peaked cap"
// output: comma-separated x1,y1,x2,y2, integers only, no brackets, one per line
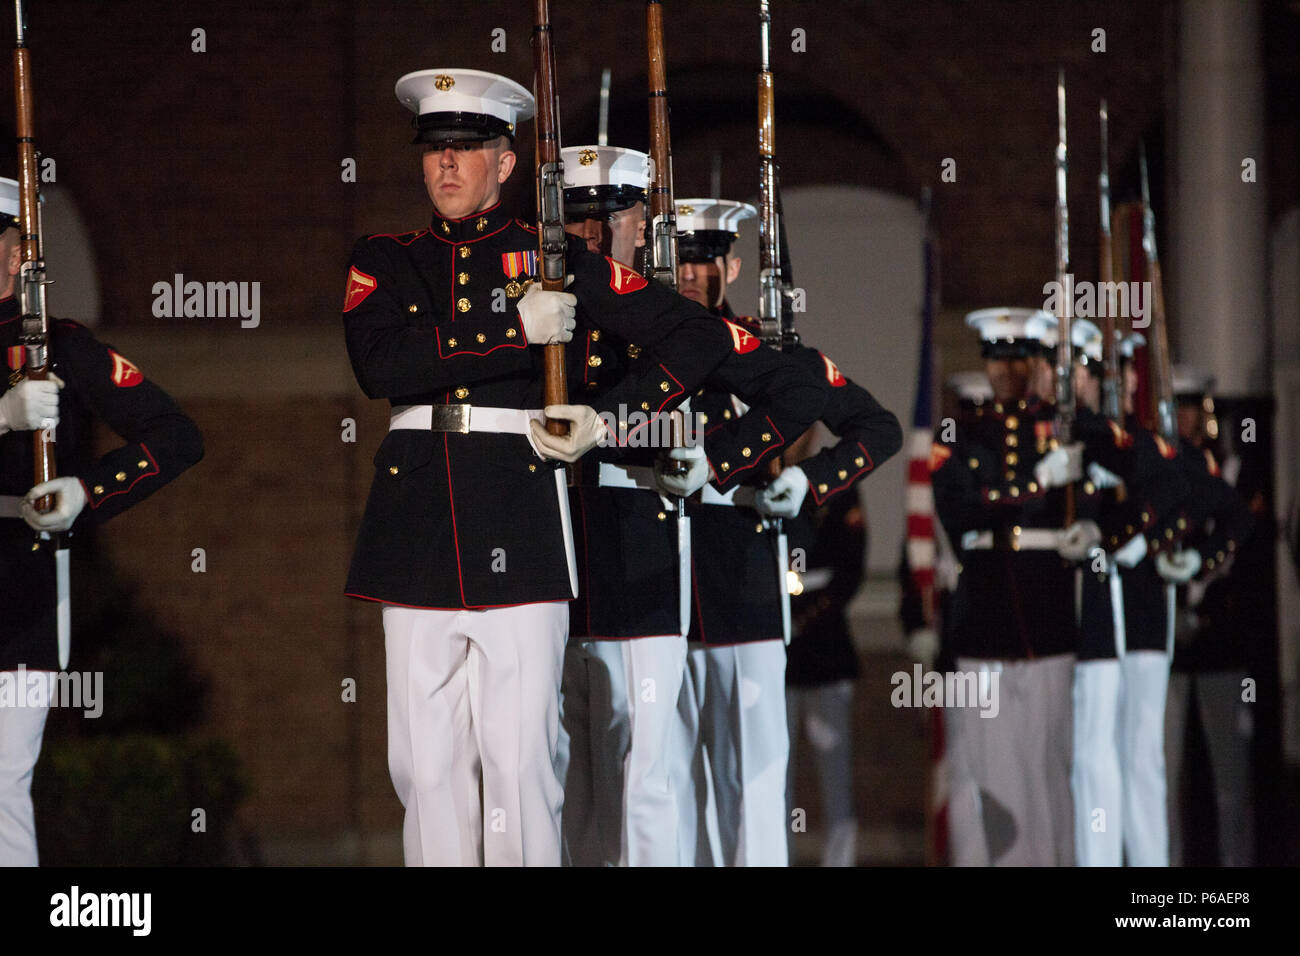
965,307,1057,345
1172,364,1215,397
674,199,758,235
1071,318,1104,362
0,178,17,222
562,145,652,192
395,69,535,141
946,370,995,403
1118,330,1146,360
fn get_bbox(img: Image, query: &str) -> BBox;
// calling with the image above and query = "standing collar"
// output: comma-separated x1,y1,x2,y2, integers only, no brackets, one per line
429,200,513,244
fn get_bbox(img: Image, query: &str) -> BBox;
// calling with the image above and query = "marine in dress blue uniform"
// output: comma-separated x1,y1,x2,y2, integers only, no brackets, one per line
669,200,902,867
344,73,813,867
0,179,202,865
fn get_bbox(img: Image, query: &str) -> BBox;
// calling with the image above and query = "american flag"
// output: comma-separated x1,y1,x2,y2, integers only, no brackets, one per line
908,189,948,865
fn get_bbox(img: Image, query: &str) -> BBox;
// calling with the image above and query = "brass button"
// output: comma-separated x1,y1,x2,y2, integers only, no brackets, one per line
1177,518,1187,530
854,456,864,467
137,460,148,469
1206,558,1215,569
1004,416,1019,430
458,272,469,285
988,490,1000,500
968,458,979,469
1216,550,1225,561
640,402,650,411
459,247,471,258
741,447,752,457
657,511,667,521
505,328,517,338
528,464,537,473
1017,399,1027,410
476,332,487,343
818,483,829,494
1083,481,1095,494
755,523,764,533
659,381,670,392
838,469,848,479
590,330,600,342
448,338,457,348
93,484,104,494
115,471,127,482
1165,528,1174,540
1028,481,1039,492
409,304,418,312
994,402,1004,414
720,462,730,472
699,413,708,424
1141,511,1151,523
1006,433,1018,447
722,409,732,420
619,421,627,430
1009,486,1019,497
1005,452,1018,466
476,217,487,231
1005,471,1016,482
457,298,471,312
389,466,399,475
455,386,469,399
441,222,451,234
588,355,602,367
627,344,641,359
1125,525,1134,535
761,432,772,442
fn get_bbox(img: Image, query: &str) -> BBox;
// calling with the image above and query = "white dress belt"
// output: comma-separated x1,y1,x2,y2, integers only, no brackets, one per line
389,403,542,435
699,483,757,509
961,528,1060,551
596,462,660,492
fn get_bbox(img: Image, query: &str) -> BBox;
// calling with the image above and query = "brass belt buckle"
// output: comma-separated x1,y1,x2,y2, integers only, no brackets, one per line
430,404,471,433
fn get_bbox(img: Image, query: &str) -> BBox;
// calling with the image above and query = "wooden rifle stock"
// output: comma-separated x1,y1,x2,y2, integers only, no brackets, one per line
14,0,54,512
533,0,568,436
646,0,677,292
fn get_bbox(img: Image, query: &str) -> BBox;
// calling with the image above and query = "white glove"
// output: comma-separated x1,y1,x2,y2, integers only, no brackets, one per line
1087,461,1123,489
528,404,607,463
1057,519,1102,561
1156,549,1202,584
0,374,62,435
755,465,809,518
1033,441,1083,489
1112,533,1148,568
906,627,940,667
655,445,709,498
518,284,576,345
21,476,86,533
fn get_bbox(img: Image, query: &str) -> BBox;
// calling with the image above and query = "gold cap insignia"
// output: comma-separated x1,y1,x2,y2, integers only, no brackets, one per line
579,148,598,166
434,74,455,91
677,204,695,215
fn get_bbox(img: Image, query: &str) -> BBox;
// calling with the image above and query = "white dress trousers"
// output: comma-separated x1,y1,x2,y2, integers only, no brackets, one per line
383,602,567,866
950,654,1075,866
0,698,50,866
559,634,687,866
679,640,790,867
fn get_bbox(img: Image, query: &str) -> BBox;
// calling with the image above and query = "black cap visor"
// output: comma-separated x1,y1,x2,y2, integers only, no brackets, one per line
677,229,735,263
981,338,1040,360
563,184,647,220
413,111,516,146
